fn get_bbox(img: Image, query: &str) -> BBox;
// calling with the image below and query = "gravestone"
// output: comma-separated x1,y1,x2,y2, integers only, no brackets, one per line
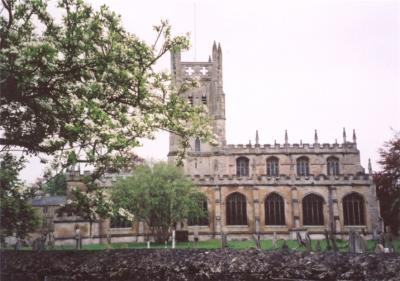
106,231,111,245
175,230,189,242
47,232,55,249
272,232,277,249
304,232,312,252
329,231,338,252
281,240,289,251
221,232,228,248
324,229,332,251
316,240,321,252
349,230,367,253
251,234,261,249
378,232,385,247
172,230,176,249
356,232,368,253
75,226,82,250
375,243,385,254
384,232,395,253
296,232,305,248
32,236,46,251
14,238,21,250
193,227,199,244
372,228,379,241
348,229,356,253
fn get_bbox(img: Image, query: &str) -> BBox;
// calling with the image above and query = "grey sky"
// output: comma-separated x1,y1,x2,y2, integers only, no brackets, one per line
20,0,399,182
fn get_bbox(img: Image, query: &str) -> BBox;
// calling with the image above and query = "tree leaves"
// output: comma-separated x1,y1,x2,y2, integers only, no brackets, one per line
374,131,400,234
0,153,39,241
111,162,205,242
1,0,214,178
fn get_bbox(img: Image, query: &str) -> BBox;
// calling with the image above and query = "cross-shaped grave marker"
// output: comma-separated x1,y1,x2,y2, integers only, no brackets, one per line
185,67,195,76
200,67,208,75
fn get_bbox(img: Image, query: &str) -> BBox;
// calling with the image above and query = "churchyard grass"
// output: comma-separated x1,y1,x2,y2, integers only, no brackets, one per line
46,239,400,251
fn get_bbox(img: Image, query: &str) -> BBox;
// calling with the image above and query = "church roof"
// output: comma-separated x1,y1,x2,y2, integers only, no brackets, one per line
30,195,66,206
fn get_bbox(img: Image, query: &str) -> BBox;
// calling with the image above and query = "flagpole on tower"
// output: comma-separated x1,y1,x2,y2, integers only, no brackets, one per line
193,2,197,61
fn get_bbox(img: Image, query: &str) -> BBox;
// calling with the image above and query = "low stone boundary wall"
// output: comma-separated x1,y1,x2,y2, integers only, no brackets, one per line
1,249,399,281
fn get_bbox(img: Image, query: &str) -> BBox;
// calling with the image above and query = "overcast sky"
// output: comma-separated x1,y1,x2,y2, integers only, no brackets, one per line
20,0,399,182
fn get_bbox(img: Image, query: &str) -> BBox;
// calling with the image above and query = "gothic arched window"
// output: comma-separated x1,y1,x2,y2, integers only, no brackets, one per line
297,156,310,176
343,193,365,225
327,156,339,176
194,138,201,152
266,157,279,177
226,192,247,225
302,193,324,225
265,192,285,225
236,157,249,177
188,198,209,226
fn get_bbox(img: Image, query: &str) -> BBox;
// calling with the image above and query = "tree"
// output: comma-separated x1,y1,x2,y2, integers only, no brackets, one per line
0,0,214,178
0,153,39,243
111,162,205,243
42,173,67,195
374,132,400,235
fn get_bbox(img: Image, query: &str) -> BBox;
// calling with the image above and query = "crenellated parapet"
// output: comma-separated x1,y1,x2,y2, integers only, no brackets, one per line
189,173,372,186
222,142,358,155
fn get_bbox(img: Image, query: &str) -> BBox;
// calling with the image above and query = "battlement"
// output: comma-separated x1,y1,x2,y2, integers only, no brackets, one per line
189,173,372,186
222,142,358,154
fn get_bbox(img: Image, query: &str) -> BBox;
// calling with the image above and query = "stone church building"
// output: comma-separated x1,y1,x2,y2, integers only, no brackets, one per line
168,42,381,240
53,43,381,245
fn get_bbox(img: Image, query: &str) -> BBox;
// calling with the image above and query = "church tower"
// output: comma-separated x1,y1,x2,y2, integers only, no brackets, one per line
169,42,226,156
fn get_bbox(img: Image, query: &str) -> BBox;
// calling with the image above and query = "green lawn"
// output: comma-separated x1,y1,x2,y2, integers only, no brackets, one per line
50,239,400,252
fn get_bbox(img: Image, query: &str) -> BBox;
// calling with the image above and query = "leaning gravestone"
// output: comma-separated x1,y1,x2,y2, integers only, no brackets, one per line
304,232,312,252
296,232,305,248
251,234,261,249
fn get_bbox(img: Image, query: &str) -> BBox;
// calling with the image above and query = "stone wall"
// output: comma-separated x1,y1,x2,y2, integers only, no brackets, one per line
2,249,399,281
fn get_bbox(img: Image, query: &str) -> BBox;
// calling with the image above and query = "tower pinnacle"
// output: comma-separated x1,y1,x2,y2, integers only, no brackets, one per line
285,130,288,145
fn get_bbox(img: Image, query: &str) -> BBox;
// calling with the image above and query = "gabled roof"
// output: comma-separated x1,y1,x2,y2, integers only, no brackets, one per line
30,195,66,206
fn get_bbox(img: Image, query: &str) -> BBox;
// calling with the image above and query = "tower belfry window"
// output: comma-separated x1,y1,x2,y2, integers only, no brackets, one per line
266,157,279,177
202,95,207,105
297,157,310,176
327,157,339,176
